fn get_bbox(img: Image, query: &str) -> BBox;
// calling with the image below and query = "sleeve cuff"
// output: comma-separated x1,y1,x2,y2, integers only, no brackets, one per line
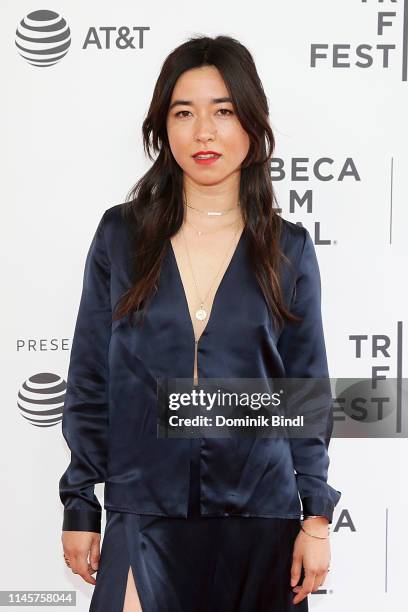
300,495,336,524
62,509,102,533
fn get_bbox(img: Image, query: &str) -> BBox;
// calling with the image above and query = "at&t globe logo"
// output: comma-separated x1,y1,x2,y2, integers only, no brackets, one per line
15,9,71,67
17,373,66,427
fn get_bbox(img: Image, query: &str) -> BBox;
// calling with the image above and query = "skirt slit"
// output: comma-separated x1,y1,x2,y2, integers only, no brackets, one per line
89,438,308,611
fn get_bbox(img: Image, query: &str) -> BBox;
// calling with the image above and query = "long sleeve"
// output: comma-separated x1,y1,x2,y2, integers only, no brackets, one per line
59,211,111,533
277,227,341,524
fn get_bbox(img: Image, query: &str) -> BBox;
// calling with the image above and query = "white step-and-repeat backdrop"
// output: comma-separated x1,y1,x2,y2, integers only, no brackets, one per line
2,1,407,610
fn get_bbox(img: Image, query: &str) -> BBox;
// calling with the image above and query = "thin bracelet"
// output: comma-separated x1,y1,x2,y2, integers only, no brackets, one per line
300,524,330,540
303,515,323,519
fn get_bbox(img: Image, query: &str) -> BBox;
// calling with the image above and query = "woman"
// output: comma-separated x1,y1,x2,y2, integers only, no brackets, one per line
59,35,341,611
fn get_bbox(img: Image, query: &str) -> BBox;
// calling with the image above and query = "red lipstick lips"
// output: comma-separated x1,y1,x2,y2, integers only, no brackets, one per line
192,150,222,165
192,150,221,157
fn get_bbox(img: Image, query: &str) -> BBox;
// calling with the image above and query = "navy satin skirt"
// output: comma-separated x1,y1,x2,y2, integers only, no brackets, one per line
89,440,308,611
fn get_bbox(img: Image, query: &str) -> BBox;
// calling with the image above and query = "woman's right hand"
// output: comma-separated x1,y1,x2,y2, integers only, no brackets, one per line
61,531,101,585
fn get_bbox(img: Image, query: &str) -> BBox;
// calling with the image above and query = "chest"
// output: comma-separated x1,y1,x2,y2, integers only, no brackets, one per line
169,227,245,343
109,227,286,382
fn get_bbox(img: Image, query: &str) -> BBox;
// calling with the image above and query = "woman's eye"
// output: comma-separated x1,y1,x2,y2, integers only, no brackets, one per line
175,110,191,118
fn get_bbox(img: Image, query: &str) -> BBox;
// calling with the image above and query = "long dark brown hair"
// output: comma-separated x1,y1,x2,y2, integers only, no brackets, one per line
113,34,300,333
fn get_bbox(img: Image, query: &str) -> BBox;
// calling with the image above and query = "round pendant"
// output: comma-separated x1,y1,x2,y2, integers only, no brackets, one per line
195,308,207,321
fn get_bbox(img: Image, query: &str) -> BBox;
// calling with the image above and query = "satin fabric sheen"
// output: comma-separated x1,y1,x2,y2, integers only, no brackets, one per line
59,203,342,533
88,438,308,612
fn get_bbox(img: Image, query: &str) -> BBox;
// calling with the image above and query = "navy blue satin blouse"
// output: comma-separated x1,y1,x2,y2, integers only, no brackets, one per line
59,203,342,533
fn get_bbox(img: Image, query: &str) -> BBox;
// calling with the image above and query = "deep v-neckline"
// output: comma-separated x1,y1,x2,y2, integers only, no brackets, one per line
168,226,246,346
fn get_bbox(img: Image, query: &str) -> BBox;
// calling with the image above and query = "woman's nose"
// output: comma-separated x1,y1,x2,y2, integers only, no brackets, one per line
193,116,217,140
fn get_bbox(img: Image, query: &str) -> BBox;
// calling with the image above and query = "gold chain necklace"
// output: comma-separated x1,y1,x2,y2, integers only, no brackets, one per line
181,221,242,323
185,217,240,237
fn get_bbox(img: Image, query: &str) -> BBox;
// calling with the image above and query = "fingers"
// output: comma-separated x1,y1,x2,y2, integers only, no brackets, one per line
89,539,101,572
290,554,302,587
292,567,315,604
292,567,329,604
69,555,97,585
62,534,100,585
314,569,328,590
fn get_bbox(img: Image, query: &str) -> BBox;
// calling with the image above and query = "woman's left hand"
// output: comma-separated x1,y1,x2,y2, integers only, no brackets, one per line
290,517,331,605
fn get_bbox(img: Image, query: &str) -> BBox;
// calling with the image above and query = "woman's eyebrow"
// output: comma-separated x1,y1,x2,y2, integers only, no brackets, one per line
169,97,232,110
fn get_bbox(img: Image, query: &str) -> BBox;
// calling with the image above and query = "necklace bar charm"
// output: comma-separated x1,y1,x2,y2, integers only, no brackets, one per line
207,211,222,216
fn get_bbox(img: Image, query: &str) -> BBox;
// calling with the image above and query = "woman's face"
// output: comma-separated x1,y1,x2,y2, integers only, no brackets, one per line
166,65,250,186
